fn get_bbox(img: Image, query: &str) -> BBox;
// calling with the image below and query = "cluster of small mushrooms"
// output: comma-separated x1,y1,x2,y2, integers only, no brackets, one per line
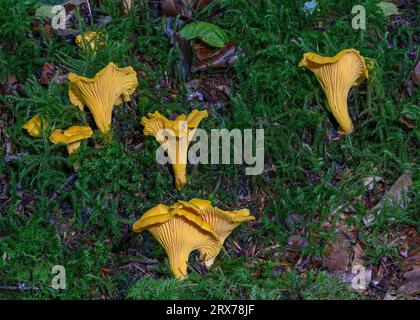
23,23,369,278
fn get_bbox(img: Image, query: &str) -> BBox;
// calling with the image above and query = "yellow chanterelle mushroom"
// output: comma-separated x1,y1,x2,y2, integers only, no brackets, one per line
133,203,222,279
68,62,138,134
49,125,93,154
174,198,254,267
140,110,208,189
23,115,46,137
299,49,369,134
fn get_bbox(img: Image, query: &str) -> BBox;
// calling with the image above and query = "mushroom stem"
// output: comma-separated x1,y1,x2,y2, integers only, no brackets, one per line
173,164,187,190
200,245,223,268
166,248,189,280
103,131,113,142
67,141,82,155
324,87,354,135
203,257,216,268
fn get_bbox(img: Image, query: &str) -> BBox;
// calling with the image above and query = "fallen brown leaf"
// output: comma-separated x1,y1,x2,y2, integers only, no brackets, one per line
284,235,307,264
31,19,54,39
192,0,213,11
192,40,240,72
411,61,420,86
398,234,420,296
400,113,416,128
162,0,192,18
39,62,57,85
351,242,367,268
398,267,420,295
364,172,412,225
0,75,18,96
322,232,353,273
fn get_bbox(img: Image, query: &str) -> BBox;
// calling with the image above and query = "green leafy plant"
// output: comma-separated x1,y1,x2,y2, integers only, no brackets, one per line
180,21,229,47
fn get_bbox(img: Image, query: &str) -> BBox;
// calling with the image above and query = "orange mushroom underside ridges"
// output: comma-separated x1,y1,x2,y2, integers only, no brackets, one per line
140,110,208,190
68,62,138,134
299,49,369,134
133,205,221,279
133,200,254,278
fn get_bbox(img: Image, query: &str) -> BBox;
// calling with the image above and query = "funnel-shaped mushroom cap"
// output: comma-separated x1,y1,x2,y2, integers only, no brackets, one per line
140,109,208,189
75,31,104,51
23,115,46,137
68,63,138,134
133,204,221,279
299,49,369,134
49,125,93,154
176,199,254,267
133,203,171,226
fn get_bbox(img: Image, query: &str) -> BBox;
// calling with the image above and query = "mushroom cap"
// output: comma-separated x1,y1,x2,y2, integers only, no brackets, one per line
23,115,45,137
298,49,369,85
177,199,254,223
68,62,138,133
298,49,369,134
133,204,218,240
188,198,211,208
141,109,208,138
132,203,171,231
185,109,209,129
49,125,93,144
132,204,222,279
174,199,254,267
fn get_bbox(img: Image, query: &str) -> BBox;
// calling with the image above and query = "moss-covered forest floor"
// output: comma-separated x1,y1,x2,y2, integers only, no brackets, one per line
0,0,418,299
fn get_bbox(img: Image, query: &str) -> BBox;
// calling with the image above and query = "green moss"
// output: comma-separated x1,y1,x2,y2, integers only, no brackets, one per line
0,0,418,299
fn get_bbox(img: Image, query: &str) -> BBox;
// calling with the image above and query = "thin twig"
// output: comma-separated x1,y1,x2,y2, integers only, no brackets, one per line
49,173,77,202
66,228,95,249
86,0,94,26
120,262,153,276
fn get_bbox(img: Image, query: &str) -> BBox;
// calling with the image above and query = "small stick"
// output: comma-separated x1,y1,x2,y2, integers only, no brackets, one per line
49,173,77,202
86,0,94,26
66,228,94,248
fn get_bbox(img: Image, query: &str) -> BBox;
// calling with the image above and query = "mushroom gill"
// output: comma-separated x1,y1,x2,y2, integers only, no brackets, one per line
299,49,369,134
68,62,138,134
140,109,208,189
133,204,221,279
49,125,93,154
175,199,254,267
